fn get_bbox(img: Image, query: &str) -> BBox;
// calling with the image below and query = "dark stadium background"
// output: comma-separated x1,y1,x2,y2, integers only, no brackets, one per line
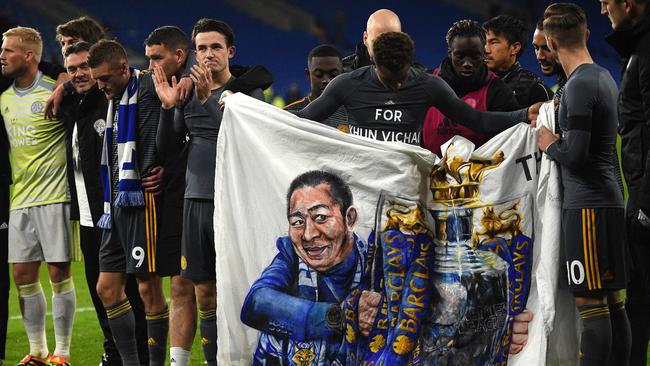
0,0,621,105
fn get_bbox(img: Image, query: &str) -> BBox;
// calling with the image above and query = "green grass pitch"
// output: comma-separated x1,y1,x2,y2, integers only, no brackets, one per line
5,262,206,365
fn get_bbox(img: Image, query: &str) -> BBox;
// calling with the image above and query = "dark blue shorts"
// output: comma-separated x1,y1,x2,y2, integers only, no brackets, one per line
180,198,215,282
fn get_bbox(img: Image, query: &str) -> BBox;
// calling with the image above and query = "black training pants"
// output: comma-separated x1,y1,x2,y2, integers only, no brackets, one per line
625,212,650,366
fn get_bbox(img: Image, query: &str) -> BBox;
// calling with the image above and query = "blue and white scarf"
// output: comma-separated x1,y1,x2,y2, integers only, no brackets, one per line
290,235,366,366
97,68,143,229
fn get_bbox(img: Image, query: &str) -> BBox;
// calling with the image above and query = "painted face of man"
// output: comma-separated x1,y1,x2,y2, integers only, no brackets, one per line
484,30,517,72
194,31,234,76
0,36,30,78
307,56,343,99
288,183,355,272
449,36,485,79
91,60,130,100
66,50,95,94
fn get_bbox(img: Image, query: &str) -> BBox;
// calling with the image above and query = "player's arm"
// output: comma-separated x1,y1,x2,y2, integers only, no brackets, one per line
191,63,229,125
41,61,71,119
542,120,591,169
425,76,528,133
157,106,187,160
176,51,200,103
541,79,593,168
137,73,163,179
199,65,272,114
153,66,188,160
227,65,273,93
241,239,341,341
635,54,650,213
201,66,269,122
294,74,349,122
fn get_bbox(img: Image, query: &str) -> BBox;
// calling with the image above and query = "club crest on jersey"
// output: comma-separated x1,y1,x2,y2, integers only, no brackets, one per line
94,119,106,136
31,101,44,114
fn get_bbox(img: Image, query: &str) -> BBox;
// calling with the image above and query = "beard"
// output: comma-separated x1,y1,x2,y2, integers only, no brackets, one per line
1,64,24,78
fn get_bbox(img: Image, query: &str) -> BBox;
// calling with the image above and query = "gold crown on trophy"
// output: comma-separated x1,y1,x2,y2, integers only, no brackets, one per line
430,150,505,206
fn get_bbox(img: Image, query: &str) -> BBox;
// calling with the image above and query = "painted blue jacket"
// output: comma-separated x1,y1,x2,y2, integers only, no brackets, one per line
241,234,368,366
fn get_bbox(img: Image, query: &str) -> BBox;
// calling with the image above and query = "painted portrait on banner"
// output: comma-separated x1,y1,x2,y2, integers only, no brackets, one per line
240,171,369,366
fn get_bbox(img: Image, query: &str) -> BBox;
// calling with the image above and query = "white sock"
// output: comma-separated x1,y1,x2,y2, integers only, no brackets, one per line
51,278,76,358
18,282,49,358
170,347,190,366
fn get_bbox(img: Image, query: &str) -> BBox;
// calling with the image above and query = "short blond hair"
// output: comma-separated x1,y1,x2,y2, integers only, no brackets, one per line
3,26,43,63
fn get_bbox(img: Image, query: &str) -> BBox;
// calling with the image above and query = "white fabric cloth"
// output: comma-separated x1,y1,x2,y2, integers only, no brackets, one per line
214,94,578,365
72,124,93,227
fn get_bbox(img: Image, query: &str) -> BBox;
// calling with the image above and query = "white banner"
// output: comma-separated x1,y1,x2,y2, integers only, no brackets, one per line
214,94,577,365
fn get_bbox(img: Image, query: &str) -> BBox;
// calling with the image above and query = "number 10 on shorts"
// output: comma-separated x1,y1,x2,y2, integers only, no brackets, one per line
566,260,585,286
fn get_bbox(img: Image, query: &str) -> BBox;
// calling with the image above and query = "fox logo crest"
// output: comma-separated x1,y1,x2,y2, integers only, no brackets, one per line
291,342,316,366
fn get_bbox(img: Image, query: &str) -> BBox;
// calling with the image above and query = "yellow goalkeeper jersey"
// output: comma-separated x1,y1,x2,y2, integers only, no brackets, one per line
1,71,68,209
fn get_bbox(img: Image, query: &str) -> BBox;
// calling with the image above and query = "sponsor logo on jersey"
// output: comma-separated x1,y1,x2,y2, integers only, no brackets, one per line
0,222,7,230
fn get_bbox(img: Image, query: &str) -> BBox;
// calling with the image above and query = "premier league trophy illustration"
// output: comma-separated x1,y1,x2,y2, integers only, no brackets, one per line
418,149,532,366
343,146,533,366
